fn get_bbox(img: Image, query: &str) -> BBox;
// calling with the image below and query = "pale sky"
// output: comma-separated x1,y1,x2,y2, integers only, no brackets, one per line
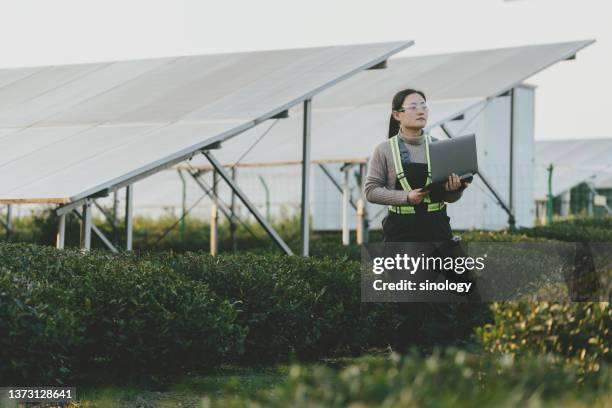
0,0,609,140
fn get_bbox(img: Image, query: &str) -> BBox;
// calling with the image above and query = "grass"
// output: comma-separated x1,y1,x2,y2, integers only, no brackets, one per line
56,353,389,407
73,364,288,408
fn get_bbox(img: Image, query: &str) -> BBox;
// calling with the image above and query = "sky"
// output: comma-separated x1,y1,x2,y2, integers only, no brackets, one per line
0,0,609,140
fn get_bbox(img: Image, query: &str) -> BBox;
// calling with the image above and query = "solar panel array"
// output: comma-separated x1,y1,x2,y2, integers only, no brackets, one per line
0,41,413,204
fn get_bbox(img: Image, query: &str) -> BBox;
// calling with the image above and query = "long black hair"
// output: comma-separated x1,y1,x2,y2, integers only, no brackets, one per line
388,89,427,138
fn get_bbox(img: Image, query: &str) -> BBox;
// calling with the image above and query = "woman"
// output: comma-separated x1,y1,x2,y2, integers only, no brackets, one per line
364,88,470,243
364,90,481,350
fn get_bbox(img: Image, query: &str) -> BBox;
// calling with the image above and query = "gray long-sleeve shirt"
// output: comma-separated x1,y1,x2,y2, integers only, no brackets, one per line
364,131,463,206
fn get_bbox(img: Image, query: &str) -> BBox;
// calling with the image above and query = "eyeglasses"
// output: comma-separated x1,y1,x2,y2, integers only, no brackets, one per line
396,103,429,112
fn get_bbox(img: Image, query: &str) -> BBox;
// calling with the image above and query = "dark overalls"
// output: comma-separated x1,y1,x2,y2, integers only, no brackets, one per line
380,135,482,333
381,140,452,243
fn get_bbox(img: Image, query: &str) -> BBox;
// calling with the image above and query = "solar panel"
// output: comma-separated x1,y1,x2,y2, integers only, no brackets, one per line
0,41,413,204
187,40,593,168
534,138,612,199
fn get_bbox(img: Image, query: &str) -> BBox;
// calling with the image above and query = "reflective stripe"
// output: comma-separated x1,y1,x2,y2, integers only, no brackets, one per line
389,205,415,214
388,201,445,214
388,132,445,215
389,135,412,192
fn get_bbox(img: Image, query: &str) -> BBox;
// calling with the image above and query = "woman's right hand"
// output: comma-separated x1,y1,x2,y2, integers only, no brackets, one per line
407,188,429,205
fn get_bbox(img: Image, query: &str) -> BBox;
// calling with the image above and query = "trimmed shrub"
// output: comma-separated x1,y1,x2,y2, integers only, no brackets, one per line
519,217,612,242
0,242,491,383
0,243,245,384
148,251,398,362
476,301,611,375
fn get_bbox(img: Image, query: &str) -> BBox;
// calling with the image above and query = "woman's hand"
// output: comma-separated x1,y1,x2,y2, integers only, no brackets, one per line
444,173,462,192
407,188,429,205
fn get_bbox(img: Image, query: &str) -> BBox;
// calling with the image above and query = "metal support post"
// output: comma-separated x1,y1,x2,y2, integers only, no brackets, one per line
125,184,133,251
210,170,219,256
357,162,368,244
342,164,351,246
80,200,92,251
508,88,516,229
230,167,238,252
5,205,11,240
300,99,312,256
56,213,66,249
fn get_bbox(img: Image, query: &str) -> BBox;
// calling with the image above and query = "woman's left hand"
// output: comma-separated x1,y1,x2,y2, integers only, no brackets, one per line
444,173,462,192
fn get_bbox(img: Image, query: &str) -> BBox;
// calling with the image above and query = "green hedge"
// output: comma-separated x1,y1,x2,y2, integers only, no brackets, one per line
139,251,491,362
150,252,386,362
3,237,608,385
476,301,611,375
0,242,491,384
211,349,612,407
0,243,244,384
519,216,612,242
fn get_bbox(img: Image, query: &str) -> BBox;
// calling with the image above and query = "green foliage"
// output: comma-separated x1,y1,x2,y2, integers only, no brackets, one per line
519,216,612,242
0,242,492,384
212,349,612,407
458,229,546,242
476,301,611,375
154,252,375,362
0,243,245,384
140,251,491,363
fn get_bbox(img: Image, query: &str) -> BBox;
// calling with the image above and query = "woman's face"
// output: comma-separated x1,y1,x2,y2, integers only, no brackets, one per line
392,92,428,130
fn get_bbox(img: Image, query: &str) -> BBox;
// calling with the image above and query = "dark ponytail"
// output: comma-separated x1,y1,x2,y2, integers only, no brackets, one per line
388,88,427,138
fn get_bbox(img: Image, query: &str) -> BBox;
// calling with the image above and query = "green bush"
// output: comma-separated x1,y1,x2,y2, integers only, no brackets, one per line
0,243,245,384
147,251,399,362
476,301,611,375
147,251,493,363
519,217,612,242
212,349,612,407
0,242,492,384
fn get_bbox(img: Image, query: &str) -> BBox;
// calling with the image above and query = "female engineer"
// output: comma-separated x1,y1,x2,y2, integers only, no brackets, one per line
364,88,470,242
363,88,482,314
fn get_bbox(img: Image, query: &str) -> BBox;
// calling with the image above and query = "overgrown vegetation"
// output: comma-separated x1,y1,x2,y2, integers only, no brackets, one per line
210,349,612,407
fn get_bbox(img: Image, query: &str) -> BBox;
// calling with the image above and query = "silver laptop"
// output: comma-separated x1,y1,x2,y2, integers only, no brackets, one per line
422,134,478,191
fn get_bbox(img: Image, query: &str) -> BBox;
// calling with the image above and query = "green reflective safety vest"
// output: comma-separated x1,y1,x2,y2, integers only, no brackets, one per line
388,133,446,215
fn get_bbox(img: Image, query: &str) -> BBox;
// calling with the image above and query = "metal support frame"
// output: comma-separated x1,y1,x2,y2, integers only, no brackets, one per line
508,88,516,229
585,182,612,214
318,164,358,211
177,170,187,241
125,184,133,251
300,99,312,256
440,114,516,228
73,207,119,253
0,211,7,232
188,170,259,240
79,200,92,251
357,162,368,244
587,182,594,216
341,164,352,246
93,200,118,237
202,151,293,255
3,205,11,240
112,190,119,246
210,170,219,256
56,213,66,249
230,167,238,252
